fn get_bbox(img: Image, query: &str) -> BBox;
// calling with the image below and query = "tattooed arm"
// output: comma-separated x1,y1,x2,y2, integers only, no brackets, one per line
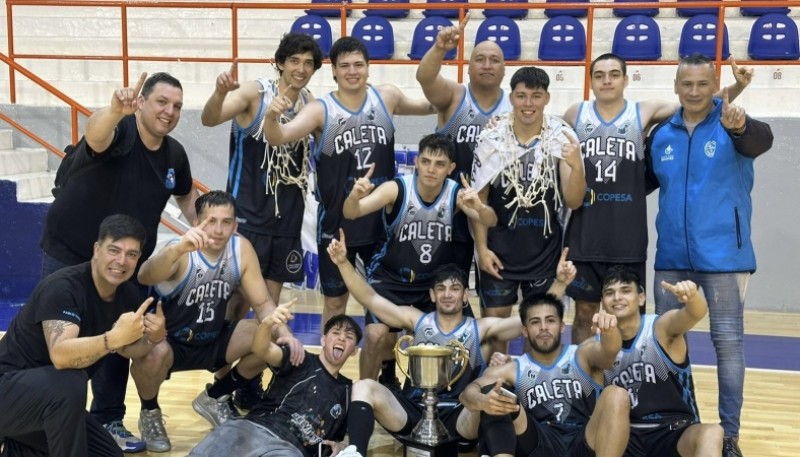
42,320,110,369
43,297,151,369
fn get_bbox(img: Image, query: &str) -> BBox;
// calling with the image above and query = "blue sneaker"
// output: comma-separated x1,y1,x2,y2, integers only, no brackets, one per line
103,421,146,453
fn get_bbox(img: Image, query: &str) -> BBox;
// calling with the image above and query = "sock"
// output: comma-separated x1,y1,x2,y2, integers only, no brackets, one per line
348,401,376,456
207,367,249,399
140,395,160,412
480,411,518,456
379,359,397,383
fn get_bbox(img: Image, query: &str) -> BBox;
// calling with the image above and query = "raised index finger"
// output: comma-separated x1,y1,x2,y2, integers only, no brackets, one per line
197,214,212,229
559,247,570,263
132,72,147,97
364,162,376,180
730,57,739,74
660,280,677,294
722,86,730,107
460,172,470,188
135,296,155,316
458,12,471,32
279,297,298,311
230,59,238,76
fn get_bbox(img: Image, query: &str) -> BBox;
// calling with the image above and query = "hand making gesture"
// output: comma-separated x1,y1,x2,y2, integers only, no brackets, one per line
660,279,700,304
730,58,754,89
561,134,584,171
435,14,469,52
143,301,167,344
110,72,147,116
720,87,747,133
172,215,213,255
327,229,350,266
349,163,376,200
214,61,240,95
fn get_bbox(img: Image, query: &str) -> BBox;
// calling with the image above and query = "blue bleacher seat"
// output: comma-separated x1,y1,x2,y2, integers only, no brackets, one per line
364,0,410,18
305,0,352,17
408,17,457,59
406,150,419,165
538,16,586,61
544,0,588,18
291,15,333,58
475,16,521,60
748,14,800,60
677,0,718,17
741,6,790,17
423,0,468,18
352,16,395,60
613,0,659,17
678,14,730,59
612,15,661,60
483,0,528,19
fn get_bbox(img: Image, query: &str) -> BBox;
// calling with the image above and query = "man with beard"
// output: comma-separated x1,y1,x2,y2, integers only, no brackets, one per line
460,294,630,457
327,229,576,456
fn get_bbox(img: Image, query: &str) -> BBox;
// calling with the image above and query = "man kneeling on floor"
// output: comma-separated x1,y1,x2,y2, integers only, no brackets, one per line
0,215,163,457
189,304,361,457
131,190,304,452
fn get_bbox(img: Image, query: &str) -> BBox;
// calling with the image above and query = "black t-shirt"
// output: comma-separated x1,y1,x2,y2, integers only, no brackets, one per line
41,114,194,265
0,263,140,376
247,350,352,457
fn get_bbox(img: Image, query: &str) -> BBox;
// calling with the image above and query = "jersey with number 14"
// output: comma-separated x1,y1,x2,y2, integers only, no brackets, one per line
314,86,396,246
155,236,242,347
565,100,647,262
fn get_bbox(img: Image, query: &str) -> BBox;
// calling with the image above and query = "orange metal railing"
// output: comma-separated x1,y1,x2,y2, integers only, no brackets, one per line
2,0,798,211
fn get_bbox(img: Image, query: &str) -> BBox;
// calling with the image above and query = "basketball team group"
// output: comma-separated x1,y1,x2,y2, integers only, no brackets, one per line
0,14,773,457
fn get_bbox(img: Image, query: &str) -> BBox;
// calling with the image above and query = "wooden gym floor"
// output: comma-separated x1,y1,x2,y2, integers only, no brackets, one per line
82,289,800,457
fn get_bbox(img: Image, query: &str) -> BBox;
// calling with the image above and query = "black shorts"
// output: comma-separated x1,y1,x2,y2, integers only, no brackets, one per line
624,420,694,457
452,239,475,279
390,393,469,440
168,320,239,374
237,227,304,283
318,240,376,297
517,419,594,457
567,261,646,302
478,273,553,308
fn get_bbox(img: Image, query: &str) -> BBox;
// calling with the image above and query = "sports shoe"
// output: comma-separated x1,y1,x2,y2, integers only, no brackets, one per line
103,421,146,453
232,374,264,411
192,385,233,428
723,436,744,457
137,408,171,453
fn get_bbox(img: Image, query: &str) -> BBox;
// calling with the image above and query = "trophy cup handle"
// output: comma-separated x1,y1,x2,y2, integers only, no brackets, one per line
393,334,414,382
445,340,469,391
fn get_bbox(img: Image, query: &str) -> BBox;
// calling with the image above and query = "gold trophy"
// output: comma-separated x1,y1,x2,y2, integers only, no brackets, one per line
394,335,469,457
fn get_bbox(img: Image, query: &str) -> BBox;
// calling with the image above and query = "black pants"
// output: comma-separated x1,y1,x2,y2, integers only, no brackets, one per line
0,367,122,457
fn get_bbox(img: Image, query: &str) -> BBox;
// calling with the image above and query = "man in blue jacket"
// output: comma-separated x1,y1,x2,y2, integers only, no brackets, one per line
646,53,773,457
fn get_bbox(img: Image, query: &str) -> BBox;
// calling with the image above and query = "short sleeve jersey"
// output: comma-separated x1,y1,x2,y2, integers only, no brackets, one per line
0,263,140,376
314,86,396,246
248,351,352,457
156,236,242,347
227,78,311,236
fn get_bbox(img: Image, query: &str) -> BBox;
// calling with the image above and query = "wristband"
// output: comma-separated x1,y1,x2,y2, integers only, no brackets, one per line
104,332,116,353
729,124,746,136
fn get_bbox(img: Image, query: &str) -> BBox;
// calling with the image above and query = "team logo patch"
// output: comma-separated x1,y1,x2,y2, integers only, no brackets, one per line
661,144,675,162
704,140,716,158
617,122,628,135
330,403,343,419
286,250,303,274
583,122,594,134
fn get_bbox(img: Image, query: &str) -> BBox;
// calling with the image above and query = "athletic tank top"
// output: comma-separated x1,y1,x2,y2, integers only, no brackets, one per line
227,79,310,236
156,235,242,347
368,174,459,291
604,315,699,424
403,312,485,402
314,86,396,246
438,84,512,242
566,100,648,262
516,345,600,427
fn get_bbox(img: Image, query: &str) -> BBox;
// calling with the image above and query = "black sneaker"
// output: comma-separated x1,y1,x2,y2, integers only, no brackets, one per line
723,436,743,457
232,374,264,411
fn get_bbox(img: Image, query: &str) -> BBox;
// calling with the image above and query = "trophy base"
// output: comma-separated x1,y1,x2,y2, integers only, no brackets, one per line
397,435,459,457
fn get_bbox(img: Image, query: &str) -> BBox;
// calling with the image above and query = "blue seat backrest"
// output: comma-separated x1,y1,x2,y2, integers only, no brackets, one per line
678,14,730,59
409,17,457,59
475,16,522,60
748,13,800,60
352,16,395,60
612,15,662,60
538,16,586,61
290,15,333,58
